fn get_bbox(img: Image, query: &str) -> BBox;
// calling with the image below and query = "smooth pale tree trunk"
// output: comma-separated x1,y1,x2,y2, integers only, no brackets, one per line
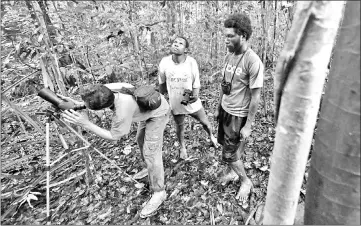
261,1,268,117
304,1,360,224
272,0,278,63
264,2,345,224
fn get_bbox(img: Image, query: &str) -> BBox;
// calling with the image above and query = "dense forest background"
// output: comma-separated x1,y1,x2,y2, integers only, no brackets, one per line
1,0,295,97
1,1,302,225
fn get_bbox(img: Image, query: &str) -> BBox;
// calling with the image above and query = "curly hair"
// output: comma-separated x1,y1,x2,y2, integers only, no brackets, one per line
224,13,253,40
80,84,115,110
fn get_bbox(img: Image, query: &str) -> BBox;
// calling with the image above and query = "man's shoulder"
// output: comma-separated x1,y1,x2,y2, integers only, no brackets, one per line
247,49,262,64
186,55,198,64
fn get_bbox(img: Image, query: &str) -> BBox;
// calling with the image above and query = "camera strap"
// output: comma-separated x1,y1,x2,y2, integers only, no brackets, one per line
223,47,249,84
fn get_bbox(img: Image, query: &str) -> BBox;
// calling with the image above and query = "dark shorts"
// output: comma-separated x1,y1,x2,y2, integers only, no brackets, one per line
217,107,247,162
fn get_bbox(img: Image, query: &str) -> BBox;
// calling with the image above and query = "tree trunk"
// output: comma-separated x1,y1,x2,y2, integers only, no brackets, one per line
261,1,267,116
215,0,219,67
304,1,360,224
264,2,345,224
178,1,183,35
32,1,66,95
25,0,37,21
37,0,52,25
272,0,278,63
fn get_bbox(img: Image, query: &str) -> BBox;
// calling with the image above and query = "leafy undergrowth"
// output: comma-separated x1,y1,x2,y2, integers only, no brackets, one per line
1,71,307,225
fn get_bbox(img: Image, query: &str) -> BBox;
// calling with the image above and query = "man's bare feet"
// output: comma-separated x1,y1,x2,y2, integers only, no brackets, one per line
236,178,253,202
210,135,220,148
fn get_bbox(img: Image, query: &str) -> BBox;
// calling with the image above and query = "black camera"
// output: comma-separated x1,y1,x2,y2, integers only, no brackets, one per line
181,89,192,105
38,88,86,111
221,79,232,95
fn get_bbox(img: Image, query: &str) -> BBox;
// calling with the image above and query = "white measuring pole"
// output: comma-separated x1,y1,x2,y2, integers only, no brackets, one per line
46,122,50,225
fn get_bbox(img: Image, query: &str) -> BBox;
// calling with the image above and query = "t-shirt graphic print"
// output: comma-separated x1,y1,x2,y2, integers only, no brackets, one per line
221,48,264,117
158,55,202,115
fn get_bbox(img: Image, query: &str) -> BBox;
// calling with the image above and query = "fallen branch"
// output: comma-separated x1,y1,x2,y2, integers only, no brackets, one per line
50,146,88,167
46,169,86,189
0,154,80,221
209,206,215,225
54,116,147,189
245,201,264,225
1,95,44,135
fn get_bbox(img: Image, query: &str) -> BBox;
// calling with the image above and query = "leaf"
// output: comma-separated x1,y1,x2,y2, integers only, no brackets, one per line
134,183,145,189
119,186,127,193
122,145,132,155
170,188,180,198
38,33,44,43
200,180,209,186
216,203,223,215
26,193,39,209
98,206,112,220
253,160,262,168
259,165,269,172
244,162,253,169
122,177,132,182
105,65,113,75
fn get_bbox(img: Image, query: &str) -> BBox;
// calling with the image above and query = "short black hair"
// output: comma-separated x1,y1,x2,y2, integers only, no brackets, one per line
173,36,189,48
224,13,253,40
80,84,115,110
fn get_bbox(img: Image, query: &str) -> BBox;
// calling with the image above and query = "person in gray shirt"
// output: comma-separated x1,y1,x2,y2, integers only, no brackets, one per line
214,13,264,204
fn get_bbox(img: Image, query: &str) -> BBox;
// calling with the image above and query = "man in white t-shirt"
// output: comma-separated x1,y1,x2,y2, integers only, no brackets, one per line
158,36,219,160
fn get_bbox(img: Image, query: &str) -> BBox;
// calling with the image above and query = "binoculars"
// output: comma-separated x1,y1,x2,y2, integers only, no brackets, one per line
181,89,193,105
38,88,86,111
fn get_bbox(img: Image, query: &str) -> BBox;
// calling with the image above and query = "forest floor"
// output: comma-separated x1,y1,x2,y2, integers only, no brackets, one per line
1,69,309,225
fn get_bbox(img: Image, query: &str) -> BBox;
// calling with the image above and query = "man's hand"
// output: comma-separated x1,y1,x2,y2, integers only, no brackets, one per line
214,109,220,121
61,109,90,127
188,95,198,104
240,124,252,140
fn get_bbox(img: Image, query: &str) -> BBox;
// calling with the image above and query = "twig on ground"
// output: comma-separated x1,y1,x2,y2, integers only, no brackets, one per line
46,169,86,189
245,201,264,225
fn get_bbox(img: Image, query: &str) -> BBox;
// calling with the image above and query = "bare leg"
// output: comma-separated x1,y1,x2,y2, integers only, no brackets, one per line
230,160,253,202
173,114,188,159
190,108,220,148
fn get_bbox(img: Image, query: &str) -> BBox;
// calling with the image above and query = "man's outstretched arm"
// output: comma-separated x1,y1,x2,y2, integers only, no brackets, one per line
62,110,120,141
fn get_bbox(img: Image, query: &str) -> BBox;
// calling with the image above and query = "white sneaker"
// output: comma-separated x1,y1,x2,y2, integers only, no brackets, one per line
133,168,148,180
140,190,167,218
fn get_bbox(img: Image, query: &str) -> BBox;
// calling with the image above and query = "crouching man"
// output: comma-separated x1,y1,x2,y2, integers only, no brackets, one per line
59,83,170,218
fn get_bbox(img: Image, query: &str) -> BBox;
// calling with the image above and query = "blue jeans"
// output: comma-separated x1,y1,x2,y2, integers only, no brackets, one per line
136,113,169,192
